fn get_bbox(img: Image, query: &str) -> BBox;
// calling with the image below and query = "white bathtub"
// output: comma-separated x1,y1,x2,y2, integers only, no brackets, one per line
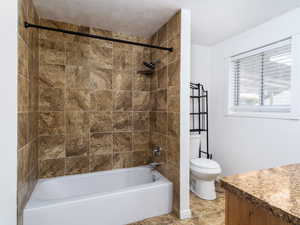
24,166,173,225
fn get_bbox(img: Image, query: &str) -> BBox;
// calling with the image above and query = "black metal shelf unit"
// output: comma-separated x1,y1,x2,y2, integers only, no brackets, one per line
190,83,212,159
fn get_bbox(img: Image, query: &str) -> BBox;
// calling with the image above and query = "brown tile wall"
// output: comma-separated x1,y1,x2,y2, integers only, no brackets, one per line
150,11,181,214
17,0,40,224
37,19,153,178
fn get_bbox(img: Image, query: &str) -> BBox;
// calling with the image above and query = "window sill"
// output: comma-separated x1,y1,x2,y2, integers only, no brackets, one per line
226,111,299,120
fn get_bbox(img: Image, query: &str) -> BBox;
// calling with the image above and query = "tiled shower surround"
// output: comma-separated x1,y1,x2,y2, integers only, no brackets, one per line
37,19,153,177
150,12,181,214
37,13,181,181
17,0,40,224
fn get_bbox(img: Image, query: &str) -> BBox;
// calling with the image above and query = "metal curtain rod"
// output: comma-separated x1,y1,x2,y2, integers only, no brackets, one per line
24,22,173,52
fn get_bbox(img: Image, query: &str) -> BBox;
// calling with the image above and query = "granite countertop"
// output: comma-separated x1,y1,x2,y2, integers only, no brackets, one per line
220,164,300,225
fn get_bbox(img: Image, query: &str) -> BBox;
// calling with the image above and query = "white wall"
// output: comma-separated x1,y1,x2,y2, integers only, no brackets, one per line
0,1,18,225
210,7,300,176
190,45,211,160
191,45,211,89
180,8,192,219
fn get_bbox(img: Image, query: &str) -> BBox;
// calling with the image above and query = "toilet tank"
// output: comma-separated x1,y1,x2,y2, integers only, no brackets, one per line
190,135,200,160
190,134,208,160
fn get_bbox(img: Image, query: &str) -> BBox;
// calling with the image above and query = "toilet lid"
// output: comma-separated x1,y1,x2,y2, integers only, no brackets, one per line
190,158,220,169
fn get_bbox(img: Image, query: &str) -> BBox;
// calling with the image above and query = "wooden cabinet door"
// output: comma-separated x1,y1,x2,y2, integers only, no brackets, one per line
225,191,291,225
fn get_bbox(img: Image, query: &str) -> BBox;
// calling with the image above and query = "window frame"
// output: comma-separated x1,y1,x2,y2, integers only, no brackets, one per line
227,35,300,120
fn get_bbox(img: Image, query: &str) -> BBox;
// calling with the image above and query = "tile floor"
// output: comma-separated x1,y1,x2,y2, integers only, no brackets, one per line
129,191,225,225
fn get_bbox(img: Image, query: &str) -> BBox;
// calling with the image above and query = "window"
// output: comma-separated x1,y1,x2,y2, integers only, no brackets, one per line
230,39,292,113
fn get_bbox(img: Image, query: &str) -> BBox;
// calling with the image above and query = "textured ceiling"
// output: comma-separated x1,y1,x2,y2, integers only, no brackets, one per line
33,0,300,45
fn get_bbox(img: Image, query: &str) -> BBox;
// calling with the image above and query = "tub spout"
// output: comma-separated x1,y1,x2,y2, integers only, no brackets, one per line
148,162,161,170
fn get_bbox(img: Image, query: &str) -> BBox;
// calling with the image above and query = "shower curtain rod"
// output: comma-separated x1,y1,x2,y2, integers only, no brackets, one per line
24,22,173,52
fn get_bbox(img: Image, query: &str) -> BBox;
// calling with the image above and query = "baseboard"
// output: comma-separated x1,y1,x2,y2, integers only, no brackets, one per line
180,208,192,219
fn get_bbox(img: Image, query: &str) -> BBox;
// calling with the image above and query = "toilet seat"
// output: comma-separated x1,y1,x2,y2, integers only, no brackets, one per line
190,165,221,175
190,158,220,170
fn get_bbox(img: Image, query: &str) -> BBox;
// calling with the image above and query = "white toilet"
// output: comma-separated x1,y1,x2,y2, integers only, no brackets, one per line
190,158,221,200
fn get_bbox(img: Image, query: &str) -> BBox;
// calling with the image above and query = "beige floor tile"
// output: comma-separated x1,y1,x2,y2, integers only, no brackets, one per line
128,191,225,225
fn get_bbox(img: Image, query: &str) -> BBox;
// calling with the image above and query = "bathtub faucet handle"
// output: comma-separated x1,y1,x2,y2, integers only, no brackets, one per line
152,146,161,157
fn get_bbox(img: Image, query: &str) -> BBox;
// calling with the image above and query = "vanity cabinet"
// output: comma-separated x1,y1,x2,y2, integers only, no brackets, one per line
221,164,300,225
225,191,292,225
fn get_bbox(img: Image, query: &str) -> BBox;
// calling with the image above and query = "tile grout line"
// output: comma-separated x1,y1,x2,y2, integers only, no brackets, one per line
63,36,67,176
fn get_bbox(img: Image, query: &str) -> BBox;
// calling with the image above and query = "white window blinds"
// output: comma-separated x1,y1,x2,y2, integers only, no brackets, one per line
231,39,292,112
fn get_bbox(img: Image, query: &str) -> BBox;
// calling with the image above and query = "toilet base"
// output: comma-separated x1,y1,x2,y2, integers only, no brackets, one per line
190,178,216,200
